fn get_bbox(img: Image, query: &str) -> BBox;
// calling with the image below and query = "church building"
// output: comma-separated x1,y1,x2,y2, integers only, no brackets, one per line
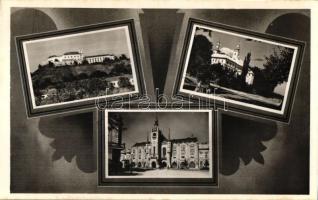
211,41,254,85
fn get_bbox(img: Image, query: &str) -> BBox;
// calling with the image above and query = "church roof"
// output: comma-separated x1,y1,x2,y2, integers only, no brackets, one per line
212,46,244,68
84,54,114,58
160,131,168,141
170,136,198,143
132,141,149,147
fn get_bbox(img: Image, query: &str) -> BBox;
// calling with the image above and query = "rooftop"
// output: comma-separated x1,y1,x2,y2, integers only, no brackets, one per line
132,141,150,147
64,51,81,55
212,47,244,68
84,54,115,58
170,137,198,143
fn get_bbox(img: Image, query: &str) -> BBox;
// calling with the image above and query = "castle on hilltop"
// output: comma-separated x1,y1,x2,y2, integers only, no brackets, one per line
46,50,116,66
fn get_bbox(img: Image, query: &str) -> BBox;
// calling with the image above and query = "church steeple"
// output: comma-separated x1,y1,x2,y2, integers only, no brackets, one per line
154,113,159,127
216,40,221,50
233,43,240,59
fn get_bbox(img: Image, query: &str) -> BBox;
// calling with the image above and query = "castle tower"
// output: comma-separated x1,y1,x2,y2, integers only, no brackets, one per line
216,41,221,51
233,44,240,59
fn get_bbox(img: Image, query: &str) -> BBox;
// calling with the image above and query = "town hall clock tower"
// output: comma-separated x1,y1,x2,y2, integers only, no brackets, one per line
149,114,161,168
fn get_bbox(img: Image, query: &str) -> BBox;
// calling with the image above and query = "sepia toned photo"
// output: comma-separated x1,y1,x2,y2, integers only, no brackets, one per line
174,19,305,121
16,20,144,116
100,109,217,185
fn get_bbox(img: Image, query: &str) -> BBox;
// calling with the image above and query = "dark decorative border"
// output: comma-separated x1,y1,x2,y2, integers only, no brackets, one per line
16,19,146,117
173,18,306,123
97,104,219,187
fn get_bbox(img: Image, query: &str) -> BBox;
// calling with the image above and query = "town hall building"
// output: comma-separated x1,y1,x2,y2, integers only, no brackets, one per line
120,115,210,170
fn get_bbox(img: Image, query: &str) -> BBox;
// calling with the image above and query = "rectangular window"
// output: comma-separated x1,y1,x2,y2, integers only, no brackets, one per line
181,145,185,156
190,148,195,155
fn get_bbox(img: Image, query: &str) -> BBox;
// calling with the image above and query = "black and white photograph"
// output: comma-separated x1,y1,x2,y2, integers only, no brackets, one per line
8,6,312,198
16,20,144,116
175,19,304,121
102,109,215,183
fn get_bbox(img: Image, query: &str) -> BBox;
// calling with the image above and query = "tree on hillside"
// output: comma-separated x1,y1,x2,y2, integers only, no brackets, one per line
262,47,294,92
119,54,128,60
82,59,89,65
251,67,271,96
196,64,213,85
48,61,55,67
103,57,112,64
90,71,108,78
118,77,131,88
187,35,213,77
112,63,132,76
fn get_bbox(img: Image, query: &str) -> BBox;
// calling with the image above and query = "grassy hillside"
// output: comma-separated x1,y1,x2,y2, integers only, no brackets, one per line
31,59,132,90
30,59,134,106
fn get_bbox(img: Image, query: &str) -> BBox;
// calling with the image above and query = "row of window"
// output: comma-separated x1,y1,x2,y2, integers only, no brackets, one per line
64,55,81,59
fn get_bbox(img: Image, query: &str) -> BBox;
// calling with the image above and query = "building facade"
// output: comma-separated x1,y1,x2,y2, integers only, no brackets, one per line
46,51,116,66
47,51,84,66
106,75,134,88
85,54,115,64
120,116,210,170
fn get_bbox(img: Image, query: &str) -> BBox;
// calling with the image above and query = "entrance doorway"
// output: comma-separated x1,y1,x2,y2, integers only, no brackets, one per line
171,162,177,169
151,161,157,168
189,161,195,168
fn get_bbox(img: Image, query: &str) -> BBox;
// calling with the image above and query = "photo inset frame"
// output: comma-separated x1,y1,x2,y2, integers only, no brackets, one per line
173,18,305,122
98,107,218,186
16,19,146,117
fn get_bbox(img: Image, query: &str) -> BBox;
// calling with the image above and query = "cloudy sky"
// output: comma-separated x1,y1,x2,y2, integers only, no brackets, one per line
195,27,293,69
110,111,210,149
25,27,131,72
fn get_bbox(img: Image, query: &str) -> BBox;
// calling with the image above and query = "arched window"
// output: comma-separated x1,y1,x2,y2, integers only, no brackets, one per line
162,147,166,157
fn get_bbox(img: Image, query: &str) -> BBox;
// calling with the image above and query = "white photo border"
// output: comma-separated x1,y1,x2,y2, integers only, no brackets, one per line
98,107,219,187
